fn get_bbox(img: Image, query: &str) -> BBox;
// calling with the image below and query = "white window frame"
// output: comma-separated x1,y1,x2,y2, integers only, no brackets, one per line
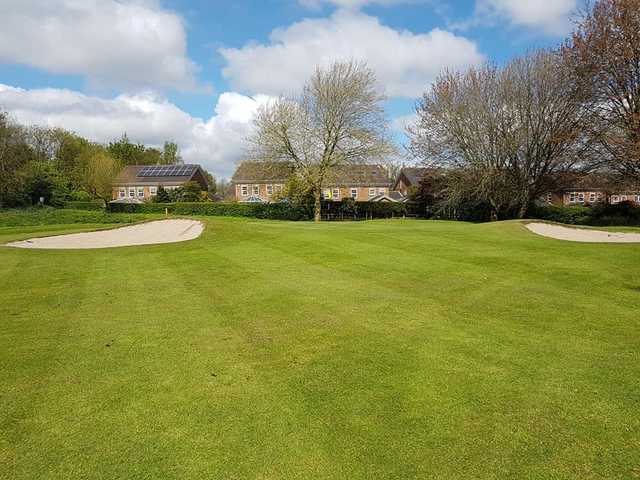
137,187,145,198
611,195,619,204
332,188,340,200
589,192,596,203
240,185,248,197
635,195,640,203
350,188,358,199
577,193,585,203
149,186,157,196
569,192,576,203
378,188,386,195
368,188,376,197
119,188,126,199
252,184,259,196
266,184,273,196
128,187,135,198
322,189,330,199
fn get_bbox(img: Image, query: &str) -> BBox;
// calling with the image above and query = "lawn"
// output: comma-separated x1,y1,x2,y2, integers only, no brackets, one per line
1,214,639,479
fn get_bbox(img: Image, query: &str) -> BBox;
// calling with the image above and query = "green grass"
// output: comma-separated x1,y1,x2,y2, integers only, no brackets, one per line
1,215,639,479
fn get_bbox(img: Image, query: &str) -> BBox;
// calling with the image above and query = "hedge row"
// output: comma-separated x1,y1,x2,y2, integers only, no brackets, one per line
531,202,640,226
107,200,411,220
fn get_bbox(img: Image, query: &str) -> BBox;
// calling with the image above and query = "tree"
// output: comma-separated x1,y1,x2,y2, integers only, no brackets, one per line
562,0,640,179
107,133,147,165
175,181,203,202
81,147,121,206
162,141,182,165
154,185,171,203
409,50,591,219
0,111,33,207
249,60,394,221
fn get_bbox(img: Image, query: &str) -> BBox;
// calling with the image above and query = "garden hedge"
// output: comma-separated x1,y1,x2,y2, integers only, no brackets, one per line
63,201,105,211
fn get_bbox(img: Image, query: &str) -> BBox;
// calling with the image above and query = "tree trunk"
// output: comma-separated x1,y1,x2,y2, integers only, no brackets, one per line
517,202,528,219
314,191,322,222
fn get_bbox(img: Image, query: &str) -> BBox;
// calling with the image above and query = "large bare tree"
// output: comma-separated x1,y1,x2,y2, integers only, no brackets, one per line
409,50,591,219
249,61,393,221
562,0,640,180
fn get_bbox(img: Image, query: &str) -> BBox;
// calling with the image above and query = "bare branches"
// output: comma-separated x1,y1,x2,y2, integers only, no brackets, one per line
248,60,394,221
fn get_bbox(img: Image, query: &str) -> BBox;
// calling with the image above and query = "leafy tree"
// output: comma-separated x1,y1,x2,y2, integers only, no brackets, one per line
154,185,171,203
162,141,181,165
250,60,394,221
0,111,33,207
107,133,147,165
80,147,121,206
174,181,203,202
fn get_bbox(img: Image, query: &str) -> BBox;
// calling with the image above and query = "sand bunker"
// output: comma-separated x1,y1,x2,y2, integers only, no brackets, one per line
5,219,203,250
526,222,640,243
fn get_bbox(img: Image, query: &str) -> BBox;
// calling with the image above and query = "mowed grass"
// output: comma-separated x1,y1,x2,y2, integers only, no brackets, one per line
0,216,639,479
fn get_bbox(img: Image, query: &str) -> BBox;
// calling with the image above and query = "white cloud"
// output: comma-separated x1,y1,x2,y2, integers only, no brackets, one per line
0,0,201,91
300,0,411,9
219,9,484,98
475,0,576,35
0,84,272,178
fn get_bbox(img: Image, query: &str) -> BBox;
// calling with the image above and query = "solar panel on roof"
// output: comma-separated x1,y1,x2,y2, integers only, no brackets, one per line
137,165,196,177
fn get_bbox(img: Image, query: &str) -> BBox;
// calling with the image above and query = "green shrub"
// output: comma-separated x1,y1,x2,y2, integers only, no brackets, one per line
108,202,176,214
173,202,310,220
530,205,593,225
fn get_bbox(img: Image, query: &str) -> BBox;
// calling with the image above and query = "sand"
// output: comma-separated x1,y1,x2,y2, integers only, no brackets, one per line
525,222,640,243
5,219,204,250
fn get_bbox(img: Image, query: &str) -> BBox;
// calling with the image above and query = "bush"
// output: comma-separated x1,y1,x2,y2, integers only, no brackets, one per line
108,202,176,214
530,205,593,225
63,201,105,211
322,200,407,220
173,202,310,220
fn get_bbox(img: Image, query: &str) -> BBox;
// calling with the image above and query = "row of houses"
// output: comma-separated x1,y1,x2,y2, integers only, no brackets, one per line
111,162,640,206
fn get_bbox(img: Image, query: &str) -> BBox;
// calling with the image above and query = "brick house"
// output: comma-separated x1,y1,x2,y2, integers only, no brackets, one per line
231,162,392,202
112,164,209,201
393,167,434,196
541,175,640,206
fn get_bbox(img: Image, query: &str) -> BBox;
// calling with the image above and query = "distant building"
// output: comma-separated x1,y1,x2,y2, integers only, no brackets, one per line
541,175,640,206
112,164,209,201
393,167,432,196
230,162,392,202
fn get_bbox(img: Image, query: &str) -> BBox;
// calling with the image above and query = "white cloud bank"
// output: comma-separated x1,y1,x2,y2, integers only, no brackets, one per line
220,9,484,98
0,0,200,91
0,84,272,178
476,0,577,35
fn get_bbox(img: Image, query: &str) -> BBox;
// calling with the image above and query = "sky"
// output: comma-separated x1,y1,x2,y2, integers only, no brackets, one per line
0,0,577,178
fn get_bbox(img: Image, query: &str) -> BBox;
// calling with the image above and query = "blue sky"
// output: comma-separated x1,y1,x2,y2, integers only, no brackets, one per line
0,0,576,178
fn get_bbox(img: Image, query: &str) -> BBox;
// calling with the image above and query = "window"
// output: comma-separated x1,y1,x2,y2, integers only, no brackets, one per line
252,184,259,195
351,188,358,199
611,195,619,204
577,193,585,203
137,187,145,198
266,184,273,196
119,188,125,199
597,192,603,202
635,195,640,203
589,192,596,203
621,195,628,201
322,189,330,199
368,188,376,197
378,188,386,195
149,187,157,196
332,188,340,200
546,193,552,204
569,192,576,203
128,188,135,198
275,184,283,194
241,185,248,197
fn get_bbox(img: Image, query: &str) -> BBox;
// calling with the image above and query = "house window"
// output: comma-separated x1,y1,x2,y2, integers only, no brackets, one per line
611,195,619,204
569,192,576,203
267,184,273,196
378,188,386,195
322,189,330,199
589,192,596,203
621,195,628,201
137,187,145,198
119,188,125,199
332,188,340,199
128,188,135,198
635,195,640,203
368,188,376,197
351,188,358,199
275,184,283,194
597,192,603,202
241,185,248,197
252,185,259,195
150,187,157,196
577,193,585,203
546,193,552,204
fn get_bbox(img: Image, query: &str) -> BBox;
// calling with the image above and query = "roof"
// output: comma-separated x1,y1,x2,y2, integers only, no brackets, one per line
231,162,294,183
231,161,391,187
114,164,207,186
370,191,407,203
396,167,432,187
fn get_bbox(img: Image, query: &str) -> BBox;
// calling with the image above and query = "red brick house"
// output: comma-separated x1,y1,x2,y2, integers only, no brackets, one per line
112,164,209,201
